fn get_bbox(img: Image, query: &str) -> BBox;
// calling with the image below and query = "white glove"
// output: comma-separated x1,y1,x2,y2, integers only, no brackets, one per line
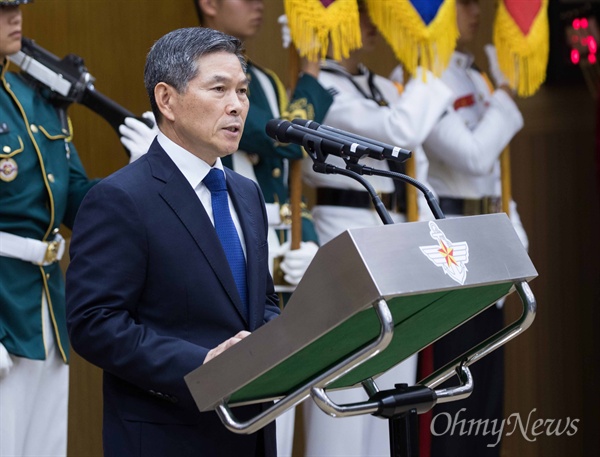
119,111,158,163
484,44,509,88
278,241,318,286
0,343,13,379
278,14,291,49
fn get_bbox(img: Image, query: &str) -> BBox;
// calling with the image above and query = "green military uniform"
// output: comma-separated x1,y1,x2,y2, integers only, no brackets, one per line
0,60,98,362
224,62,333,243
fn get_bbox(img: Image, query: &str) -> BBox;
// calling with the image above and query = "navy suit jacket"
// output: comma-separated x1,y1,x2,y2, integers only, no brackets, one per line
66,140,280,457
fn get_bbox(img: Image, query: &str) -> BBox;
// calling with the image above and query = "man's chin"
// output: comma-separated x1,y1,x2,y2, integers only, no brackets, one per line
220,143,241,157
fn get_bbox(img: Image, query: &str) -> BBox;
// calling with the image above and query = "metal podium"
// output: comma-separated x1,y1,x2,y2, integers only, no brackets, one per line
184,213,537,449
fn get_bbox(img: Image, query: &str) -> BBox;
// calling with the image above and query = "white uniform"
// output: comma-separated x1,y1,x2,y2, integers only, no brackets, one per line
412,51,528,248
393,51,527,457
0,293,69,457
301,60,453,457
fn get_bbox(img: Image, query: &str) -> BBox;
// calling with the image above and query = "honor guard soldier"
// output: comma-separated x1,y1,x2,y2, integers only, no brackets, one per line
300,2,454,456
0,2,146,455
390,1,529,456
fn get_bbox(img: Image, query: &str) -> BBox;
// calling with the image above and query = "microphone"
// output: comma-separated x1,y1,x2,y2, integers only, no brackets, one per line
292,118,412,162
266,119,372,161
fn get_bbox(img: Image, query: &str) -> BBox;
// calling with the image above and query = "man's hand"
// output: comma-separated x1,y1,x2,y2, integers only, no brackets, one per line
205,331,250,363
119,111,158,163
484,44,511,87
0,343,13,379
278,241,318,286
278,13,322,77
278,14,291,49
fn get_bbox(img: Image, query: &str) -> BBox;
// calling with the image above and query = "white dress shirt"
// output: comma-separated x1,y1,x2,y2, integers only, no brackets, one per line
157,132,246,257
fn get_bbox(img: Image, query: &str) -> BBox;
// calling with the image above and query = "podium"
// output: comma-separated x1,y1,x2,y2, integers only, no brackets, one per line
185,213,537,444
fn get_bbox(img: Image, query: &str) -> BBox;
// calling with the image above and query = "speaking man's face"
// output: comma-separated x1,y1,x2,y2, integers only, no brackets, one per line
164,51,249,165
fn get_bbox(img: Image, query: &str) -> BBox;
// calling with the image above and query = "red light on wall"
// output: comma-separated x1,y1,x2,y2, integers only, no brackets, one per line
566,16,599,67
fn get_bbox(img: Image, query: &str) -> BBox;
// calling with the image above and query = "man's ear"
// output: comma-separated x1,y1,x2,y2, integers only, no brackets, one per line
154,82,176,122
199,0,218,18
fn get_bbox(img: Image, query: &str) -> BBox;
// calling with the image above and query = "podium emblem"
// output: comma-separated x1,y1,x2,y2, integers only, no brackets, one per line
420,221,469,285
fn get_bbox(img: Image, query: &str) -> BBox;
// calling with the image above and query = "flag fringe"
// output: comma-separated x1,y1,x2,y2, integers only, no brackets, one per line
365,0,459,77
493,0,549,97
284,0,362,61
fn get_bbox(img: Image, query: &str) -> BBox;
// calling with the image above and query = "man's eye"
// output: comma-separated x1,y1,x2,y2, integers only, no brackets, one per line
238,88,248,95
213,86,225,92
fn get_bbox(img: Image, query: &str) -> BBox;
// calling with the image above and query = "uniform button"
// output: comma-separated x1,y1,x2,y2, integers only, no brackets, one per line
2,146,10,153
46,273,50,279
272,168,281,178
47,173,55,183
30,124,39,133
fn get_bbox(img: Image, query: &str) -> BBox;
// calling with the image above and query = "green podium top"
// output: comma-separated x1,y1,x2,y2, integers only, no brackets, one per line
185,214,537,411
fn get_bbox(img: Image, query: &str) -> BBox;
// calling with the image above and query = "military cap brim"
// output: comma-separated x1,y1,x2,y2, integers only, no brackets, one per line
0,0,34,6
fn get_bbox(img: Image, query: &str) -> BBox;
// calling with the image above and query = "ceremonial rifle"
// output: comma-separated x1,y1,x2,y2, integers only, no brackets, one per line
7,37,153,156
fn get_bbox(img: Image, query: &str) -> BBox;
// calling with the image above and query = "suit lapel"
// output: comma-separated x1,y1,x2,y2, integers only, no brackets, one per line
146,144,248,324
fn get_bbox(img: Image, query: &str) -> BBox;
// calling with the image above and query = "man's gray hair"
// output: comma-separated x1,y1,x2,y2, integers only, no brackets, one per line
144,27,246,122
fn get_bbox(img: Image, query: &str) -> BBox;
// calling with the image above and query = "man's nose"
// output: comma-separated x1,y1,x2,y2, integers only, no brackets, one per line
226,94,244,114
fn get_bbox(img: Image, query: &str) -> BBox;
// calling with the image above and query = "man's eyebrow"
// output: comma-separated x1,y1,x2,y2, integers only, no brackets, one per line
208,74,250,85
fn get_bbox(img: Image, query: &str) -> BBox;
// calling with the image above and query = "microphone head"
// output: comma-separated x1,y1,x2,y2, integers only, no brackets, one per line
291,118,319,130
265,119,292,142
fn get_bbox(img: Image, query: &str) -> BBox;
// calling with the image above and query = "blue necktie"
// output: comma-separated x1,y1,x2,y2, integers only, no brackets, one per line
203,168,248,319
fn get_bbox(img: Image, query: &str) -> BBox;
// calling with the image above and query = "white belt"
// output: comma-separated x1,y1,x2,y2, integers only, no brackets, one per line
0,231,65,266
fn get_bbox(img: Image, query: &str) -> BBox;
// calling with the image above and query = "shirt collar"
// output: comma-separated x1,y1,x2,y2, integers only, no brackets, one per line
451,51,475,70
321,58,369,78
157,131,224,189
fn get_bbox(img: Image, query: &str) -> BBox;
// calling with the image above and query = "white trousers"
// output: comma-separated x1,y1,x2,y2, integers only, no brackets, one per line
303,355,417,457
276,407,296,457
0,293,69,457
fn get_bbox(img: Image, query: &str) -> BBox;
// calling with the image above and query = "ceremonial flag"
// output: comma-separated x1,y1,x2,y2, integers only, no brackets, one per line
284,0,361,61
365,0,459,77
493,0,549,97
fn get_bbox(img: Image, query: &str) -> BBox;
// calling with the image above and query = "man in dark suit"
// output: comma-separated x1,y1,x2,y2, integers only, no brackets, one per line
65,27,280,457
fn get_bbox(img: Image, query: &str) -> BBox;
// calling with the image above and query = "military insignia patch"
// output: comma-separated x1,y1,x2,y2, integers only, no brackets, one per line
0,158,18,182
420,221,469,285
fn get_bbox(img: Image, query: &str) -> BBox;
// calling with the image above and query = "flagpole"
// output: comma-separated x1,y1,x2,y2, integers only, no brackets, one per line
500,146,511,216
288,44,302,251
